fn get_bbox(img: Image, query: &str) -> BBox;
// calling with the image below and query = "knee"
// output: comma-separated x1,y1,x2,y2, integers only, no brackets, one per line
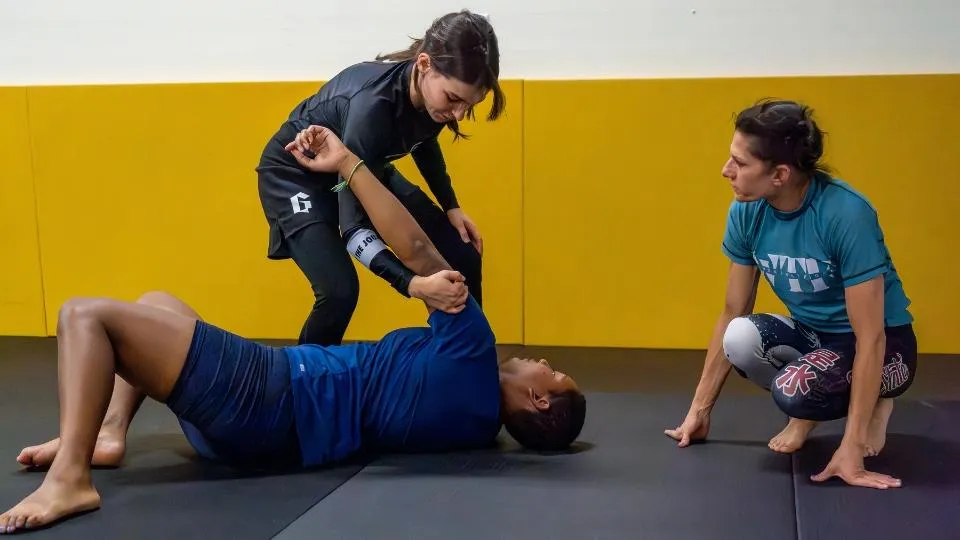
444,238,481,280
315,279,359,316
722,316,763,375
56,297,108,332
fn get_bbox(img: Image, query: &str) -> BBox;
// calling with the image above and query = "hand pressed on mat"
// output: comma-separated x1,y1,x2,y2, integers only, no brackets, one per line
664,409,710,447
811,441,902,490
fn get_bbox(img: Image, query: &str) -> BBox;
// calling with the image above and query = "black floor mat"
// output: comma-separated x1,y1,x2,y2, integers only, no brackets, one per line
0,349,366,540
275,393,798,540
792,399,960,539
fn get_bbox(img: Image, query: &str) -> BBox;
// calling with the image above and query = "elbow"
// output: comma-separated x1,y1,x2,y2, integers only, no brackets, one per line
860,330,886,348
405,237,429,262
403,236,432,268
855,328,886,358
405,237,449,276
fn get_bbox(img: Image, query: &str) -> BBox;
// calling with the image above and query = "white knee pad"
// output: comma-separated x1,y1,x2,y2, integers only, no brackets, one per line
722,316,778,390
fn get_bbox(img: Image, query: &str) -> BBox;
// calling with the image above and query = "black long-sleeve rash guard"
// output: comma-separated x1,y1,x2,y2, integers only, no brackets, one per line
286,60,459,296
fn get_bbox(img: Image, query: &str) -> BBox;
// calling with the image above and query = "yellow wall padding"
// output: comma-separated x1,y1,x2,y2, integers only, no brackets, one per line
11,74,960,353
26,80,524,344
522,74,960,354
0,87,47,336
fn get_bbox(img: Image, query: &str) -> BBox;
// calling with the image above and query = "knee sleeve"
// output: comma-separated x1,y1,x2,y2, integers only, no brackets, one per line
722,316,779,390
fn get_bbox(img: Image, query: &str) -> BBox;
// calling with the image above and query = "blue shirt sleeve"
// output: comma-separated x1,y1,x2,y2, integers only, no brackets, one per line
828,198,889,288
721,200,756,266
427,297,496,360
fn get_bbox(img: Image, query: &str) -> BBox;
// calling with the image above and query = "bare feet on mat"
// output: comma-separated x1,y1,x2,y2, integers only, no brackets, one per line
17,428,126,469
768,418,818,454
0,473,101,534
864,398,894,457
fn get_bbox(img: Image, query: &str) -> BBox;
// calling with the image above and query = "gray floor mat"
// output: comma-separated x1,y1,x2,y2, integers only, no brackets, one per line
792,399,960,539
276,393,798,540
0,351,366,539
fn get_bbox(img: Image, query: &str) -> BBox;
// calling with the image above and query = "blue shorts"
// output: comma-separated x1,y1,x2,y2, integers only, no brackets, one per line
166,320,302,468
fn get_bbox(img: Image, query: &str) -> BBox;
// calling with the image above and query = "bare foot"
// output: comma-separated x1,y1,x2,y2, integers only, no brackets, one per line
17,429,125,469
865,399,894,457
0,474,101,533
768,418,819,454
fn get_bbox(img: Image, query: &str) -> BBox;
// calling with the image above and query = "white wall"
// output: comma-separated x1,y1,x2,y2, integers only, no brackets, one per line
2,0,958,85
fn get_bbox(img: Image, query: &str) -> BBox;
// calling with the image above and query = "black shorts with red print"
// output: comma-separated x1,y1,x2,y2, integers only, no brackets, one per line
721,313,917,422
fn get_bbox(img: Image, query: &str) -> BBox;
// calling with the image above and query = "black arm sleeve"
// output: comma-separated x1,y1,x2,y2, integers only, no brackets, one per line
344,225,415,297
411,136,460,211
337,96,416,297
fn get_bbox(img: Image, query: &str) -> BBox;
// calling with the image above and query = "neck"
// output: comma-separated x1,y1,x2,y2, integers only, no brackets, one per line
408,65,424,110
768,174,812,212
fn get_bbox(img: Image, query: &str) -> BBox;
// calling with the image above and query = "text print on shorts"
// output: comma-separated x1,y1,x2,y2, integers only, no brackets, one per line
774,349,841,397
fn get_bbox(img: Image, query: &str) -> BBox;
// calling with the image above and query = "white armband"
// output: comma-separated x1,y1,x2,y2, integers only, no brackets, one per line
346,228,388,268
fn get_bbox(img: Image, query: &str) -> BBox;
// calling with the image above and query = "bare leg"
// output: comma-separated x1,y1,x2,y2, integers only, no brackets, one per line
17,292,203,469
865,398,894,457
0,293,198,534
768,418,819,454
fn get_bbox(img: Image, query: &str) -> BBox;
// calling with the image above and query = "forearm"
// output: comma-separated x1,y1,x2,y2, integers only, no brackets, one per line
338,153,450,276
691,311,738,413
843,333,886,446
412,139,459,211
344,227,417,296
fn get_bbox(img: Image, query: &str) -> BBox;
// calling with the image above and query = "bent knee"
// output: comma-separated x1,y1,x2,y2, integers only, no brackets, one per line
722,316,763,373
458,242,482,275
313,281,360,319
57,297,111,330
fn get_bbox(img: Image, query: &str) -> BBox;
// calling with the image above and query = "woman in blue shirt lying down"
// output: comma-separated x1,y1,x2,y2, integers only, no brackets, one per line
665,99,916,491
0,126,587,535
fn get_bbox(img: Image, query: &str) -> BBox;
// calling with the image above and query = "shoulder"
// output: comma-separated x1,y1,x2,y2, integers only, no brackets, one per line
815,175,880,227
330,61,408,105
428,298,496,355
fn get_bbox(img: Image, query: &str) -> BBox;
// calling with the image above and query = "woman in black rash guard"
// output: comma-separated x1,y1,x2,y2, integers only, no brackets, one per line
256,9,505,345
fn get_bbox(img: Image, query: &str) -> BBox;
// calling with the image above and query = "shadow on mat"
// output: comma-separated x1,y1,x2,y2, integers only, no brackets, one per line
13,433,366,486
357,439,599,479
795,433,960,488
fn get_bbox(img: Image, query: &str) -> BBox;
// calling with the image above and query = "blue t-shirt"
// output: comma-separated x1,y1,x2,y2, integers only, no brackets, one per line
285,297,502,467
721,173,913,333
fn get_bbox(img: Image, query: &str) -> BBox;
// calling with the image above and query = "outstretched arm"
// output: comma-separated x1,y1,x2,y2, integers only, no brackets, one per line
335,154,451,278
286,125,468,313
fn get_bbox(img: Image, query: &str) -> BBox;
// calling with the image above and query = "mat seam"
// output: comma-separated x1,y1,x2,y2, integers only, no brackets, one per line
791,439,801,540
268,458,372,539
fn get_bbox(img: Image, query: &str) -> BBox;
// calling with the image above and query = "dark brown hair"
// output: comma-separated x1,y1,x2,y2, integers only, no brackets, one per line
735,99,832,176
504,390,587,452
377,10,506,140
